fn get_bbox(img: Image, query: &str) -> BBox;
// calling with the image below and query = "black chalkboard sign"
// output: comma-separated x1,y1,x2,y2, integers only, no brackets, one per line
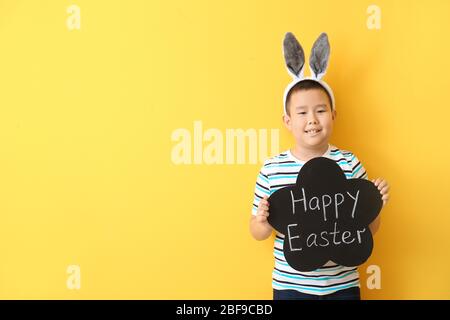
267,157,382,272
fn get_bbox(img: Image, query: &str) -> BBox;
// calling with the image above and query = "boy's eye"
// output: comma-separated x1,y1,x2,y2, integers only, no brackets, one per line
317,110,326,113
297,112,307,115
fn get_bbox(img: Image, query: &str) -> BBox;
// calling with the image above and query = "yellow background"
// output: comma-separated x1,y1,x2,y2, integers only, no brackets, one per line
0,0,449,299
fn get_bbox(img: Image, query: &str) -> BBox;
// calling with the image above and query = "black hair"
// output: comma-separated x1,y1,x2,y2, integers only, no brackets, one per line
285,80,333,116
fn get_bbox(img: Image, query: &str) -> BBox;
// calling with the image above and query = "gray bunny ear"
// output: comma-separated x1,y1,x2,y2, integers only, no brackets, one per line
309,33,330,79
283,32,305,79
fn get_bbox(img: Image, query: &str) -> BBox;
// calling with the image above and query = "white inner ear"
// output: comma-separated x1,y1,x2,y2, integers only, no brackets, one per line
284,62,306,80
296,66,305,80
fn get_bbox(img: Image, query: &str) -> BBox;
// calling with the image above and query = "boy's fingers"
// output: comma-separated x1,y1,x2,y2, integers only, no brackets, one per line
256,215,268,222
378,180,388,190
259,211,269,217
380,185,389,194
257,206,269,214
259,204,269,211
258,201,269,210
256,210,269,218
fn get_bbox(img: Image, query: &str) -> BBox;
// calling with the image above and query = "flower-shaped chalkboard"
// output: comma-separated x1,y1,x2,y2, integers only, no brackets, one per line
267,157,382,272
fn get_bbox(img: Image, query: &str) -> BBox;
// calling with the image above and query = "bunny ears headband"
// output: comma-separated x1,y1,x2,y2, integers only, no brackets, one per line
283,32,335,116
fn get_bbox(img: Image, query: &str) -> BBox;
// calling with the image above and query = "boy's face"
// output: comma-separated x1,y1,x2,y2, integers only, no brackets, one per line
283,88,336,151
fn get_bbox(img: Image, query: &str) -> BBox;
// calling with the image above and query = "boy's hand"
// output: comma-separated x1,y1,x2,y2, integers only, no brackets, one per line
372,178,390,206
256,195,270,223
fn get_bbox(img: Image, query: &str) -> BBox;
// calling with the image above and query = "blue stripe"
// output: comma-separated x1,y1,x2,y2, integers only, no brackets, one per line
273,269,357,281
274,259,352,273
274,250,284,257
271,186,291,192
272,279,359,293
269,174,298,180
258,173,269,184
265,163,302,168
273,252,289,262
253,197,263,206
255,185,270,195
352,164,362,176
275,260,290,267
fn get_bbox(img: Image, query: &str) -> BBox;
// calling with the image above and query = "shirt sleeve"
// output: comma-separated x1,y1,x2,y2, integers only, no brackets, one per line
251,164,271,216
349,152,369,180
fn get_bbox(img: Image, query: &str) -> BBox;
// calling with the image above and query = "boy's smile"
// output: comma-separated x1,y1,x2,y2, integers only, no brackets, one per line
283,88,336,160
304,128,322,136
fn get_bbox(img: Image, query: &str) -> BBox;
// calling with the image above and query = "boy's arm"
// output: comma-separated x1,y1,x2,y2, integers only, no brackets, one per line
250,165,272,241
369,178,389,235
249,215,273,241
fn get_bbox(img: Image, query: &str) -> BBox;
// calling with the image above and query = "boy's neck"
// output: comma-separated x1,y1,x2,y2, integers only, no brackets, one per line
290,144,330,162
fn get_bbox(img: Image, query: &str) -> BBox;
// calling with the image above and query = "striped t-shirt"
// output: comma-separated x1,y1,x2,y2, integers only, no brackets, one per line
251,144,369,295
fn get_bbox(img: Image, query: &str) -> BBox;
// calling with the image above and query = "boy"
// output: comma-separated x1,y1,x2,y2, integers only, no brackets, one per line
249,33,389,300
